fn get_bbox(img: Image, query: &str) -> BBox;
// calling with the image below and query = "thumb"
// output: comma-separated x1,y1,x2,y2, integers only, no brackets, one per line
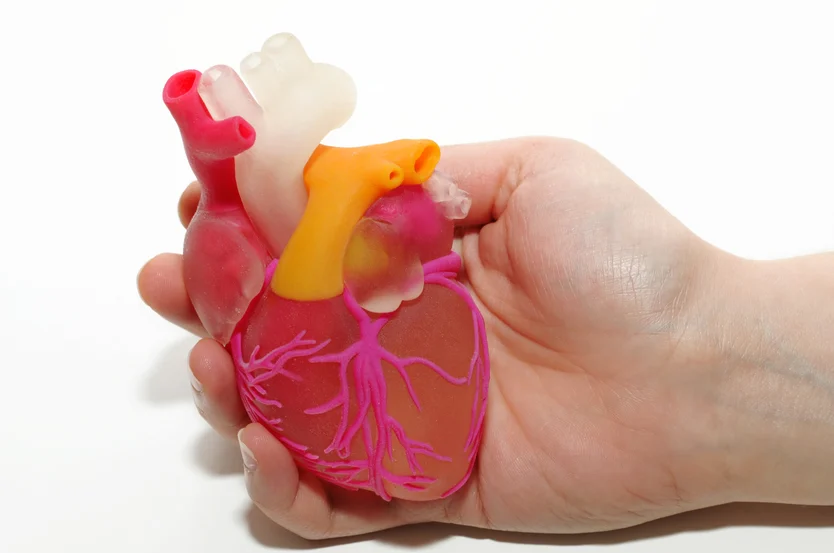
237,423,420,540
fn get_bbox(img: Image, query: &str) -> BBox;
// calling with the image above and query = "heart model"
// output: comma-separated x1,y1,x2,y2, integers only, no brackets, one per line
162,32,489,501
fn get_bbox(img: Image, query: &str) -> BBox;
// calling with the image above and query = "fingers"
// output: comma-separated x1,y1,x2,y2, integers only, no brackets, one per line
237,424,420,540
137,253,206,337
438,137,557,227
178,181,201,228
189,338,249,439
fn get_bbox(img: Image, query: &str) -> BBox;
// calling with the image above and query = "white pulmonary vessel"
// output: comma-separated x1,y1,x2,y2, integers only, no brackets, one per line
198,32,358,257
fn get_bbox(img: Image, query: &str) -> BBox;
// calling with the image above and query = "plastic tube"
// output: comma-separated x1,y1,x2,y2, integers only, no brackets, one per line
163,69,271,343
198,33,357,257
423,170,472,221
270,139,441,301
163,69,255,209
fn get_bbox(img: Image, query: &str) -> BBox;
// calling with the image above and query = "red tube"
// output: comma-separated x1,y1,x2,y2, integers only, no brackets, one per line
163,69,270,343
163,69,255,210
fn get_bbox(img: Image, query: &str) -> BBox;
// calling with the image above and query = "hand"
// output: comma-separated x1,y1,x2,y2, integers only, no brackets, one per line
138,137,833,539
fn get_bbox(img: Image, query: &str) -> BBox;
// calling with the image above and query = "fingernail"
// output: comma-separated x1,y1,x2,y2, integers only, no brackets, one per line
238,429,257,473
189,369,203,393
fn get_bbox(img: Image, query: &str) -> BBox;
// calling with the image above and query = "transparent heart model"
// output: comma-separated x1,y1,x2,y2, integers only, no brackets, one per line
162,32,489,501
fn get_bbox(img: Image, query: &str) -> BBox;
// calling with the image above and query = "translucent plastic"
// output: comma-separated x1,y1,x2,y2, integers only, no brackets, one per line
198,33,357,258
162,32,488,502
162,69,271,344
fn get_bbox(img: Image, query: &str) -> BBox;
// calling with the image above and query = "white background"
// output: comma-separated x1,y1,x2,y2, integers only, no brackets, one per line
1,0,833,551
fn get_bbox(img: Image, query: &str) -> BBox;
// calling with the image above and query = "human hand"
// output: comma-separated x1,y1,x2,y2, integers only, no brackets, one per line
138,137,834,539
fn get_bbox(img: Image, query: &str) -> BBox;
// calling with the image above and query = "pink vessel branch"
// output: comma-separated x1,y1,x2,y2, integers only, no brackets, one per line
232,252,489,500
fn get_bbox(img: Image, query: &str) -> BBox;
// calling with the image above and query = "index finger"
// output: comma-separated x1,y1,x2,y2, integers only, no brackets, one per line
178,180,201,228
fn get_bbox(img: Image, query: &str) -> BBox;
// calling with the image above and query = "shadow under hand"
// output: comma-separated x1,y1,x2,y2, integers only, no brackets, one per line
243,505,453,550
386,503,834,548
592,502,834,542
239,501,834,550
244,505,333,550
191,429,243,476
141,336,199,404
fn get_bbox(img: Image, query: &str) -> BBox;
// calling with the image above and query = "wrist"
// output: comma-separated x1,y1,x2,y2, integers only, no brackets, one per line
691,250,834,504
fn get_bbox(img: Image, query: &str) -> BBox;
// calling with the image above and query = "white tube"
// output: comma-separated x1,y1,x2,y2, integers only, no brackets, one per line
238,52,283,107
261,33,311,87
199,64,262,124
198,32,357,258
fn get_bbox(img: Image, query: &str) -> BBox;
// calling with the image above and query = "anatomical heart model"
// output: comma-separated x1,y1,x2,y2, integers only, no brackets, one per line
162,32,489,501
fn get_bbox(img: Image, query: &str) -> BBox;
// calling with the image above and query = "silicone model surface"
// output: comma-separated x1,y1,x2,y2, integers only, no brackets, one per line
162,32,489,501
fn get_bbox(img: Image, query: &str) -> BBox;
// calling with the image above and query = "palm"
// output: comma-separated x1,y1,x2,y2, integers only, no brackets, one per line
449,140,712,532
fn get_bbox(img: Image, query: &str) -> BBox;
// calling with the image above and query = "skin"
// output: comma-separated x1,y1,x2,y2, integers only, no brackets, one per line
138,137,834,540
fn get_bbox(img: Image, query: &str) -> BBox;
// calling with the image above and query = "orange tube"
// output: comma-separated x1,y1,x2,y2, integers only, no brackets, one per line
270,139,441,300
